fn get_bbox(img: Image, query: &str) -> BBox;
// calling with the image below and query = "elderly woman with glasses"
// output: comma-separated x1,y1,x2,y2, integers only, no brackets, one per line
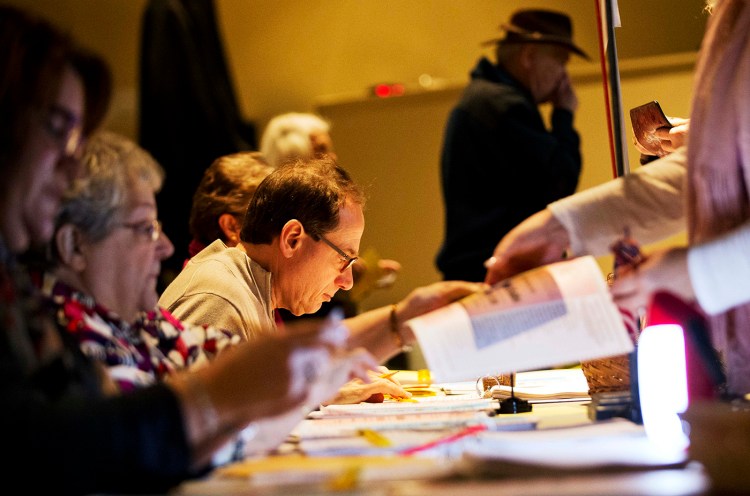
41,130,243,393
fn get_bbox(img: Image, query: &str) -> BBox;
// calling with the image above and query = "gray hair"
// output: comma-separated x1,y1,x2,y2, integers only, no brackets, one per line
260,112,331,168
56,130,164,243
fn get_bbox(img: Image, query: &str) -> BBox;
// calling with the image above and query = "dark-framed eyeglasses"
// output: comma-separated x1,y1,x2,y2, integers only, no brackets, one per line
319,234,358,273
118,219,163,242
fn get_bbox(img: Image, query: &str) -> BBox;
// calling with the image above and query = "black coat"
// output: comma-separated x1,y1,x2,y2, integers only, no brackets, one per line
436,58,582,282
139,0,256,279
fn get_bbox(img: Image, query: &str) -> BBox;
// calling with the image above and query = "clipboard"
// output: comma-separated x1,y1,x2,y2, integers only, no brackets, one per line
629,100,673,158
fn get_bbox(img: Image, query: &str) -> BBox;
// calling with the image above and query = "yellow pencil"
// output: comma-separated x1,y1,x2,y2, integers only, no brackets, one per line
378,371,398,380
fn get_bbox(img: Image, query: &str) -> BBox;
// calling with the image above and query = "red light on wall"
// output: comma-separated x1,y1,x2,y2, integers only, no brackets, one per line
372,83,405,98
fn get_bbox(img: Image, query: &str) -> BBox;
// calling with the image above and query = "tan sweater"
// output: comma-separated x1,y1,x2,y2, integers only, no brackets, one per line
159,240,276,342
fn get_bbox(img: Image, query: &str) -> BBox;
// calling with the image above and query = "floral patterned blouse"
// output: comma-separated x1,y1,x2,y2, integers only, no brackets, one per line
45,277,240,393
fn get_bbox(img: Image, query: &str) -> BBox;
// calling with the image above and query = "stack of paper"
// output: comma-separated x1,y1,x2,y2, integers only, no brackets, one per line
490,368,590,403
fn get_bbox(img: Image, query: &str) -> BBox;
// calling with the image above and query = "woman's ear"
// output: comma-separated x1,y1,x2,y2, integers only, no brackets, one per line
279,219,304,257
55,224,87,271
218,213,241,245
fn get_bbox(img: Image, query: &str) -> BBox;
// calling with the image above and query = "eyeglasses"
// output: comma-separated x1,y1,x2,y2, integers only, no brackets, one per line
118,219,163,242
43,105,85,158
319,234,358,273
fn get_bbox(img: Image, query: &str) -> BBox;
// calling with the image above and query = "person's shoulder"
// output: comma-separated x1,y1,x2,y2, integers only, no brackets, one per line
456,79,528,121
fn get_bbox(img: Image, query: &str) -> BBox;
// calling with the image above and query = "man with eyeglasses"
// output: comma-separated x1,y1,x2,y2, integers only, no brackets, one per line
160,157,482,404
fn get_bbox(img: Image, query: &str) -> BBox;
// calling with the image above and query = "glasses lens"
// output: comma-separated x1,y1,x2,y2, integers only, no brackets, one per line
343,257,357,272
150,220,162,241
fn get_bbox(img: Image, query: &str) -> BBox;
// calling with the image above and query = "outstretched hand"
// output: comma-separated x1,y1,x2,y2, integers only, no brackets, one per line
397,280,486,323
609,246,695,318
484,209,570,285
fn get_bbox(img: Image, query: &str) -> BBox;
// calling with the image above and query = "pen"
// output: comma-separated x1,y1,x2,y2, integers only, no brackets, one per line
399,424,487,456
378,371,398,380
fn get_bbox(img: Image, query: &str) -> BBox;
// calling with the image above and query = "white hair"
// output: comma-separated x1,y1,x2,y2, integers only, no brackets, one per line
260,112,331,167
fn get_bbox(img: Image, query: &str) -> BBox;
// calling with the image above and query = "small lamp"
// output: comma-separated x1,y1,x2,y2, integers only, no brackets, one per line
637,323,689,452
637,291,727,453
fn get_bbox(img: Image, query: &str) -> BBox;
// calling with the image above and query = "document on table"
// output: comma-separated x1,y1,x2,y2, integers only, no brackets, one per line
297,392,538,457
458,418,688,477
314,396,496,417
407,256,634,382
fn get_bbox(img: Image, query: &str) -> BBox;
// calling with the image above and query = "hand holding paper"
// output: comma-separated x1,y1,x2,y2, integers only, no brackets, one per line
408,257,634,382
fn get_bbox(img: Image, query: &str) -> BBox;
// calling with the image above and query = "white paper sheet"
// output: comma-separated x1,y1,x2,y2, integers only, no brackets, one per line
408,257,634,382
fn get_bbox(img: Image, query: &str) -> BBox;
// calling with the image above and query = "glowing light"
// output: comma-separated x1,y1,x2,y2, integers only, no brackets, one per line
638,324,690,452
372,83,405,98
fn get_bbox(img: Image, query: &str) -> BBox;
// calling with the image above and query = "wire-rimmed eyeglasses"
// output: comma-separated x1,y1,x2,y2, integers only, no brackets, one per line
118,219,163,242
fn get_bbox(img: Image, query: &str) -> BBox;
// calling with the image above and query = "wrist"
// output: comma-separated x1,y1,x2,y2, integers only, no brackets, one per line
389,303,413,353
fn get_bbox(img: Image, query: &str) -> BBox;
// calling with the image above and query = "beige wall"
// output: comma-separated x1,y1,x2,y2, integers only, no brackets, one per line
5,0,707,138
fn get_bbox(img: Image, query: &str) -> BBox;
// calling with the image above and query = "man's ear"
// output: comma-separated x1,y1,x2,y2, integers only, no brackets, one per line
279,219,304,257
218,213,241,244
55,224,87,271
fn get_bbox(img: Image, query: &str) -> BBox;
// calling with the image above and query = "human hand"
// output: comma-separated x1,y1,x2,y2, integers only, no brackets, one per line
655,117,690,153
192,319,378,422
633,117,689,157
351,253,401,298
323,368,410,405
609,246,695,319
484,209,571,285
307,348,383,406
552,72,578,112
396,280,486,323
375,258,401,288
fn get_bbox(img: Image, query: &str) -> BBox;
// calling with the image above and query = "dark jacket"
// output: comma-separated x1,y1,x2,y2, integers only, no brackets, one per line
437,57,582,282
0,240,203,494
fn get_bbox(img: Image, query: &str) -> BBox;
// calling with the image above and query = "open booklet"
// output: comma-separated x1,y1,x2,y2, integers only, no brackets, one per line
407,256,634,383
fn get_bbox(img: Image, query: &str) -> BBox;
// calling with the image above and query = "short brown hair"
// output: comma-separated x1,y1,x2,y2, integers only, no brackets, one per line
240,157,366,244
189,151,273,245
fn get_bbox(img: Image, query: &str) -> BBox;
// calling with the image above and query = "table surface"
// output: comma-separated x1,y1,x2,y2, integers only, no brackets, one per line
173,377,714,495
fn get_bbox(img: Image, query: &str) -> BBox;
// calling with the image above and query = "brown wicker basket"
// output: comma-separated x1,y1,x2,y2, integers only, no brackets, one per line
481,373,512,392
580,354,631,394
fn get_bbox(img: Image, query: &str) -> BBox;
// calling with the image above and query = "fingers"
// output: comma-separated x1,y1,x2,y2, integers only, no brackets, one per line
377,259,402,272
328,377,412,405
436,280,487,301
371,378,411,398
654,121,689,152
343,349,381,383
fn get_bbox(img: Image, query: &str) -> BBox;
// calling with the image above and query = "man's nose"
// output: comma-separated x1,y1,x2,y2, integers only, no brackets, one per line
336,267,355,291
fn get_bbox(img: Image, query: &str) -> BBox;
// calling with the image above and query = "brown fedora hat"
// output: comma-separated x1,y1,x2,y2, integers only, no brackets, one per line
483,9,590,60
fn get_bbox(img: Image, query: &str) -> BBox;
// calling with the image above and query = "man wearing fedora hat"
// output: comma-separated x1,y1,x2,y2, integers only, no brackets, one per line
436,9,589,283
